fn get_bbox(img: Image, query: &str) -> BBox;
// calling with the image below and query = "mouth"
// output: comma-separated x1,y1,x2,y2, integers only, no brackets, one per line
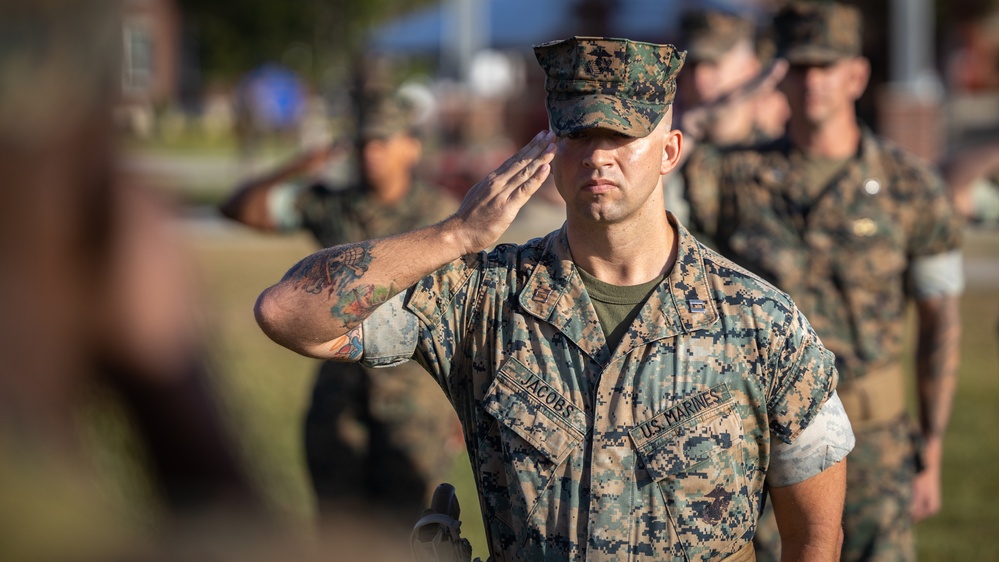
582,179,618,194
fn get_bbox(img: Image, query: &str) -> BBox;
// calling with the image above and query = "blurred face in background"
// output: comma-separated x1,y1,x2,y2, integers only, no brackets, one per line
780,57,870,129
753,87,791,140
684,38,761,106
679,38,762,145
360,132,422,197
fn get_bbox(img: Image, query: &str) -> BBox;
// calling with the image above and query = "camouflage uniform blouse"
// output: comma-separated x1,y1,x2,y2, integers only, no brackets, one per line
297,180,455,247
684,129,962,381
364,218,837,561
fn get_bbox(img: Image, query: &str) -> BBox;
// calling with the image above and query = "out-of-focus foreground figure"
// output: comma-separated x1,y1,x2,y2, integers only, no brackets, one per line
220,83,463,536
0,2,380,560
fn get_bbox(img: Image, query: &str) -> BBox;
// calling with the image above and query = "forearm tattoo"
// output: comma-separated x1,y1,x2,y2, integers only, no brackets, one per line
282,242,374,297
332,283,398,327
328,326,364,361
282,241,397,329
917,296,961,437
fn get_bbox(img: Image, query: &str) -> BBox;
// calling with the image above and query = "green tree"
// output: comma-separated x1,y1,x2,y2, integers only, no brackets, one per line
179,0,436,84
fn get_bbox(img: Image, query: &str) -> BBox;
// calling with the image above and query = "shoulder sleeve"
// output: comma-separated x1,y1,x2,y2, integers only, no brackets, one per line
910,250,965,299
902,158,963,258
767,307,839,444
296,183,348,244
404,252,487,389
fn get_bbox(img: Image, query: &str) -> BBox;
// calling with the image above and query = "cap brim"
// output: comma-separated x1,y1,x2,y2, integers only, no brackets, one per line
545,94,668,138
781,46,852,65
686,38,737,64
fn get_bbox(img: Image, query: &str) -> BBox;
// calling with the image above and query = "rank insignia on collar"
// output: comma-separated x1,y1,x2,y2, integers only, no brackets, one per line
688,299,706,313
532,287,553,303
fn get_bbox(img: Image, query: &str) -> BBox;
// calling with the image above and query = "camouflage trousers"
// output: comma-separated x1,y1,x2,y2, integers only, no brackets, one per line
753,415,918,562
304,359,461,529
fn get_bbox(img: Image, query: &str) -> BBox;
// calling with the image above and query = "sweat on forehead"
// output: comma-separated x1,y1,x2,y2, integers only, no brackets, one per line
533,37,686,138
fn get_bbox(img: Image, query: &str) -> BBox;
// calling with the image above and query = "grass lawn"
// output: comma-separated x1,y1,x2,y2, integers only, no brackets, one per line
914,228,999,560
92,218,998,559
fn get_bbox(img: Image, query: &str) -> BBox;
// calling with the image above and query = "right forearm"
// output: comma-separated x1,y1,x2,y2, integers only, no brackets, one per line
255,219,467,357
255,129,557,358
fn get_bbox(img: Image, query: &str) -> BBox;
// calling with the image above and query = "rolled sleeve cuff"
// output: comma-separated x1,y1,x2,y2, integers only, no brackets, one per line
360,291,419,368
768,391,855,487
266,183,305,232
910,250,964,299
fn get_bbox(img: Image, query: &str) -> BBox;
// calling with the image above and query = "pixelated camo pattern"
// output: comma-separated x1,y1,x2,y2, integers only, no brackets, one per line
684,128,962,382
389,219,836,561
534,37,685,137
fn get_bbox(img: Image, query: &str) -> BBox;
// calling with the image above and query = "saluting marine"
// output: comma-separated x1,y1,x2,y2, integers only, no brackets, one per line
255,36,855,561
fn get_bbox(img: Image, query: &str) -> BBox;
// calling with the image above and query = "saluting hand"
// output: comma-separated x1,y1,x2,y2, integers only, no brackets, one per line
681,58,789,142
447,130,557,254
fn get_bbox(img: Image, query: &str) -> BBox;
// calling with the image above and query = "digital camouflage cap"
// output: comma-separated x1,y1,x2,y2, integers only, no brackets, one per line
533,36,685,138
775,1,862,64
356,94,415,142
680,9,755,63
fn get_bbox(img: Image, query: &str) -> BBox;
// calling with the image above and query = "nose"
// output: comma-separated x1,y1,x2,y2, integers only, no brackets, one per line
582,139,615,169
803,66,825,90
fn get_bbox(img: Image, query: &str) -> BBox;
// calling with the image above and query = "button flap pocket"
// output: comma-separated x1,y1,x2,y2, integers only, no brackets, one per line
630,384,737,482
482,358,586,465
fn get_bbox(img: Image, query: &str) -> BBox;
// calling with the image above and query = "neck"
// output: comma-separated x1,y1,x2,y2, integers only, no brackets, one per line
566,203,677,286
788,112,860,159
367,176,411,205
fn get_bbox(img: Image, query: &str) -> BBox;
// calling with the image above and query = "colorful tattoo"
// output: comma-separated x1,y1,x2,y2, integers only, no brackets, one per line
283,242,373,296
328,326,364,361
331,283,397,327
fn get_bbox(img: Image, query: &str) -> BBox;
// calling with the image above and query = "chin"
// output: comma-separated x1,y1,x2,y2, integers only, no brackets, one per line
579,206,624,224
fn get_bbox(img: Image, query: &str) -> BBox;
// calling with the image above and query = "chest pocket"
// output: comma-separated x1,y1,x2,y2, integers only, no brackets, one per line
631,385,753,561
478,358,587,532
725,195,806,289
829,205,907,364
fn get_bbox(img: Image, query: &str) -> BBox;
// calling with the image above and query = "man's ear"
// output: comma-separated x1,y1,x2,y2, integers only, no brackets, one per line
661,128,683,176
406,136,423,164
847,57,871,102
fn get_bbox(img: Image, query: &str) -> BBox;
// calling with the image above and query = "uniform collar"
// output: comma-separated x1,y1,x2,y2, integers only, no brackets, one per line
519,215,719,365
757,125,888,212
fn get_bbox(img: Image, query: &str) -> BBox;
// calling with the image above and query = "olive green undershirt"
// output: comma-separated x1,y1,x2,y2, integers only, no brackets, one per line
576,267,665,352
798,151,851,202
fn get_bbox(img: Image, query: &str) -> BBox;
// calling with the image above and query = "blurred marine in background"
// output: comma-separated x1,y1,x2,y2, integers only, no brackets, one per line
220,87,461,534
667,5,790,225
684,3,964,561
